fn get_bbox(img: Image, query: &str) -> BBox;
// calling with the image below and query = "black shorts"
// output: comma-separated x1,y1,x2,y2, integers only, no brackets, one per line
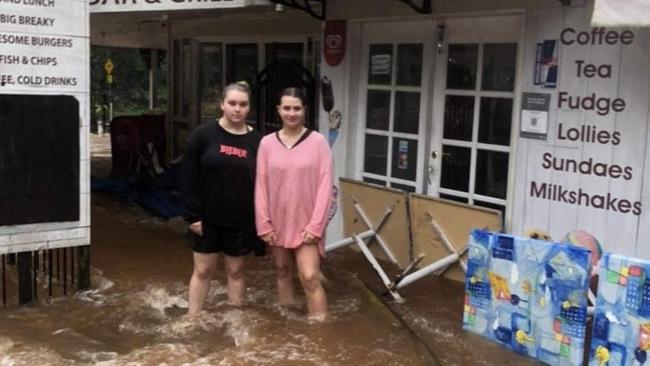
187,224,265,257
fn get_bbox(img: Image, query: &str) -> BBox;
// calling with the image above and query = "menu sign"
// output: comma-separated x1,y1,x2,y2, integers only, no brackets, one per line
0,0,87,93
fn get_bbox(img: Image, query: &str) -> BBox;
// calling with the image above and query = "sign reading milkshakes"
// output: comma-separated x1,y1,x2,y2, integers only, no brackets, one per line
528,27,641,217
89,0,248,13
0,0,87,92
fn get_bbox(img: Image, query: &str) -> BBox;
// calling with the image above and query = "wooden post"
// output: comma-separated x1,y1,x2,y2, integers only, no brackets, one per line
17,251,33,305
77,245,90,291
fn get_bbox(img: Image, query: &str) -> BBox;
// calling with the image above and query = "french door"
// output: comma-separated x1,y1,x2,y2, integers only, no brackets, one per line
428,16,521,218
358,16,520,220
357,21,433,193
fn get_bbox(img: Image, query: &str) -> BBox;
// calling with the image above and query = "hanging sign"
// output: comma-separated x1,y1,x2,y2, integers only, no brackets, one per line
90,0,249,13
324,20,346,67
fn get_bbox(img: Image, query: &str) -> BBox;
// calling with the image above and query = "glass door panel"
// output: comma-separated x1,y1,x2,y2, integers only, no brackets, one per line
198,43,223,124
427,16,520,221
226,44,258,122
360,42,426,193
435,41,517,216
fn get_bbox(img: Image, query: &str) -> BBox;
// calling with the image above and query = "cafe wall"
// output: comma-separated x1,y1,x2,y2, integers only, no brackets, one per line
511,5,650,257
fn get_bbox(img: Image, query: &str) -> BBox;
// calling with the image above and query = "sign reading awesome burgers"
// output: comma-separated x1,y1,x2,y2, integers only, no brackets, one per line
89,0,249,13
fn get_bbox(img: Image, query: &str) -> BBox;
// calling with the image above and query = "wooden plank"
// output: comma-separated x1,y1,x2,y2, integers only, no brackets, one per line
409,193,502,282
339,178,412,268
77,246,90,291
17,252,32,305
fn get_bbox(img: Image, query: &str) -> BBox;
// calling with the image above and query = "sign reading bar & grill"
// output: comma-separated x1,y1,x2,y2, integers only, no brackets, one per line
90,0,249,13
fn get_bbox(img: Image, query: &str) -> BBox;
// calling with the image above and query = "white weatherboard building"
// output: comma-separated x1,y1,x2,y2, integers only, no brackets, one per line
320,0,650,258
1,0,649,268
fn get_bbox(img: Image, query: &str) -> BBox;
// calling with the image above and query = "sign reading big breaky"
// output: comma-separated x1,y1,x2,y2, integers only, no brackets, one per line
0,0,87,93
89,0,248,13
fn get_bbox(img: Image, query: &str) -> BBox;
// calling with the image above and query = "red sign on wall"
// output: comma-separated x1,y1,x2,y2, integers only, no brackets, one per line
324,20,346,66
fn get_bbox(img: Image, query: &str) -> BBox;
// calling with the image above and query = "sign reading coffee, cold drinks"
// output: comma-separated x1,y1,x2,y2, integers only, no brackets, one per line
0,0,87,93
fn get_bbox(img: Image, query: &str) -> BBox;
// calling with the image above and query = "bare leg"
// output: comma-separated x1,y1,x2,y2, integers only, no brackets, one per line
188,252,218,317
224,255,245,306
295,244,327,320
271,246,295,306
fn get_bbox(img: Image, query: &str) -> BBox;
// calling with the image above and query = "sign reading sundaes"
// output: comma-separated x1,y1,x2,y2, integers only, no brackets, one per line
0,0,87,92
89,0,248,13
528,27,643,216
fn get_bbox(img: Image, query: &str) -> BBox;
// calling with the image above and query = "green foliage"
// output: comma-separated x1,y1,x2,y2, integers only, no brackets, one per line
90,46,168,120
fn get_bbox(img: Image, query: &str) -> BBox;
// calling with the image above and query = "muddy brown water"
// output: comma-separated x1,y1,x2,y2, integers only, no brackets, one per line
0,194,437,365
1,135,541,365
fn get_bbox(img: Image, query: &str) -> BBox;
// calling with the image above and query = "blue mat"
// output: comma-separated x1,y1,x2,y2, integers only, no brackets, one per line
91,165,183,219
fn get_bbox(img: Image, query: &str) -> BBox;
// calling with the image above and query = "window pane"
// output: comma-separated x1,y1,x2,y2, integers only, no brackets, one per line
172,40,181,116
391,182,415,192
199,44,223,124
366,90,390,130
443,95,474,141
368,44,393,85
364,134,388,175
391,138,418,181
482,43,517,91
181,39,192,117
226,44,258,121
394,91,420,134
265,42,303,65
478,97,513,146
440,193,468,204
474,200,506,220
173,122,190,157
226,44,258,85
475,150,509,199
446,44,478,90
440,145,470,192
363,177,386,187
397,44,423,86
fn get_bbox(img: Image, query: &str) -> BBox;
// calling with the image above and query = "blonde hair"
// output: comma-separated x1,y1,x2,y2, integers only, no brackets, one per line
221,81,251,101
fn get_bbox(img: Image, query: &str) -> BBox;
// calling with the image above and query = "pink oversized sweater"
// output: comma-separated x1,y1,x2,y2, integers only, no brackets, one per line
255,131,333,256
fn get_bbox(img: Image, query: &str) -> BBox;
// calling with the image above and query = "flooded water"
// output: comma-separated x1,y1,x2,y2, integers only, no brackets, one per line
0,194,436,365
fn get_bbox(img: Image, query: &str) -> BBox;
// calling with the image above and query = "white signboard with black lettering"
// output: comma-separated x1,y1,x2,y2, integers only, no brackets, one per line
0,0,88,93
0,0,86,36
0,0,90,254
512,7,650,258
89,0,248,13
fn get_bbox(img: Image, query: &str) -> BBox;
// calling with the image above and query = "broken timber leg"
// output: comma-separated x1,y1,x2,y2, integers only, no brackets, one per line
353,234,404,302
352,198,399,266
426,212,467,275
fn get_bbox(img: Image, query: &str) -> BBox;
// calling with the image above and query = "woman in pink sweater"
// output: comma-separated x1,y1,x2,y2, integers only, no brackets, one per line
255,88,333,320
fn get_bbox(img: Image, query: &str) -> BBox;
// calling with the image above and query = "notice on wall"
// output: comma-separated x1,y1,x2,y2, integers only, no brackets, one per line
0,0,87,93
528,27,641,218
89,0,248,13
520,93,550,139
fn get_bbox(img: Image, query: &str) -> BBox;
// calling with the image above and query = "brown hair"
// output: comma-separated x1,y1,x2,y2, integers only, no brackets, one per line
278,87,308,107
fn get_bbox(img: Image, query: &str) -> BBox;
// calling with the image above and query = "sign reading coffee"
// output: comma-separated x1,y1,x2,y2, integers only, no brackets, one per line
528,27,642,217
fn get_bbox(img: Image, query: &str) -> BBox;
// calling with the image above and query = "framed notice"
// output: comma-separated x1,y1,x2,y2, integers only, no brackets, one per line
371,54,391,75
520,92,550,140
